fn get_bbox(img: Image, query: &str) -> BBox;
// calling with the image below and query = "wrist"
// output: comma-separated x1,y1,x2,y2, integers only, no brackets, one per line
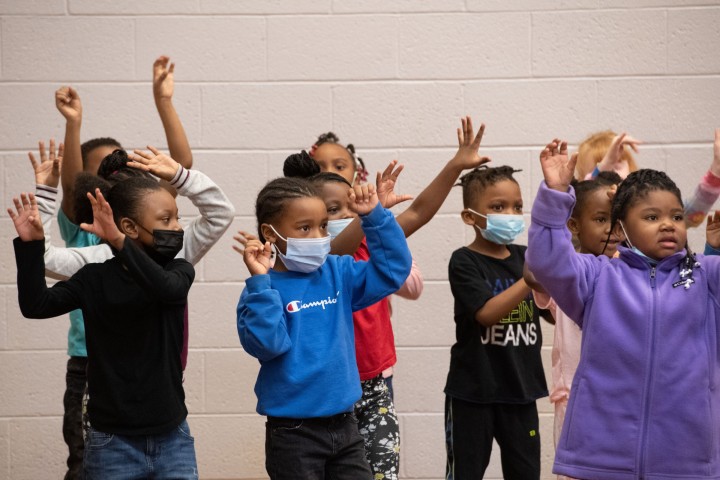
155,96,174,107
109,233,126,250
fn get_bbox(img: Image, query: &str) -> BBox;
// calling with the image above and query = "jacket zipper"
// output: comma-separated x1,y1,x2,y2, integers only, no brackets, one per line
638,266,657,479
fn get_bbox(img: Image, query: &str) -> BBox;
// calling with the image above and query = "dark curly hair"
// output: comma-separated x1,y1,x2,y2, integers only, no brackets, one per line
457,165,521,207
255,177,320,243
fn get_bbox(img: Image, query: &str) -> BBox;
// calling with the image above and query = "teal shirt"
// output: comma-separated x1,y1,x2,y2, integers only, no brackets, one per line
57,208,102,357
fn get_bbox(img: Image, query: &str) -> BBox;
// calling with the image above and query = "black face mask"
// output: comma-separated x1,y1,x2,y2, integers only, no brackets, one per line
136,223,184,263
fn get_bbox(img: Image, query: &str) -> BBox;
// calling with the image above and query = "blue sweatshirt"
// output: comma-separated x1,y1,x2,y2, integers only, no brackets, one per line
237,204,411,418
528,182,720,480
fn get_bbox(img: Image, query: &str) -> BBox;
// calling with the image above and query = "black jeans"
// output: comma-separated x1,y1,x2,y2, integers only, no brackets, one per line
265,413,372,480
63,356,87,480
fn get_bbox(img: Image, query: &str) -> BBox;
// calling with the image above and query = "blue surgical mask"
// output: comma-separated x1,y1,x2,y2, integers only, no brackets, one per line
269,226,331,273
619,221,658,265
327,218,354,239
467,209,525,245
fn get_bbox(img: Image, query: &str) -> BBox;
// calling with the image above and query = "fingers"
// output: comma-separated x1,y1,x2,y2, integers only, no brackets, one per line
465,116,473,146
559,140,568,156
126,161,150,171
147,145,162,156
472,122,486,149
132,149,155,161
7,207,16,221
168,62,175,74
28,151,39,171
49,138,56,163
39,140,47,162
56,143,64,166
381,160,397,180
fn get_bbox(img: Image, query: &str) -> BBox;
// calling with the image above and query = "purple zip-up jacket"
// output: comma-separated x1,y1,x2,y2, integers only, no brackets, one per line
527,182,720,480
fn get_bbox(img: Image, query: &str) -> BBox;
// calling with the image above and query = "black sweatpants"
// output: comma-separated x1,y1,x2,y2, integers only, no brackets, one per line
445,396,540,480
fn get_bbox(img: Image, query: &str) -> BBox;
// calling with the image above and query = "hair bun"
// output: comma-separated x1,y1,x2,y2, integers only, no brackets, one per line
283,150,320,179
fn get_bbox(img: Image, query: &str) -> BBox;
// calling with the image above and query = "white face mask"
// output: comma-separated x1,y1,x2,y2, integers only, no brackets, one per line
467,208,526,245
269,225,331,273
327,218,354,239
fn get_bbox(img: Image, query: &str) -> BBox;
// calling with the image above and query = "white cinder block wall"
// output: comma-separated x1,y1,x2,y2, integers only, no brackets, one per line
1,1,720,479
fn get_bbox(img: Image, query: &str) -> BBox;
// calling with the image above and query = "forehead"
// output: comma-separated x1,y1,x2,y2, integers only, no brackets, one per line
477,179,522,202
319,181,350,201
283,196,327,218
627,189,683,211
314,143,353,163
580,187,612,214
141,188,176,211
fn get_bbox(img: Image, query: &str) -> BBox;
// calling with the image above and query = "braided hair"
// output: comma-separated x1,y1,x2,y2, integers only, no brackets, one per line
457,165,522,207
283,150,320,179
310,132,368,183
609,169,698,289
255,177,320,242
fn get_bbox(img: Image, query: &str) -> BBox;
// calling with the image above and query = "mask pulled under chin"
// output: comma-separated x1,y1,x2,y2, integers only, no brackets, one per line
270,225,331,273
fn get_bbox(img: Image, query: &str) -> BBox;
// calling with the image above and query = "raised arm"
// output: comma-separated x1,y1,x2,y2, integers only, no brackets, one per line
345,184,412,310
236,239,292,361
153,56,193,170
10,193,84,318
128,147,235,265
395,116,490,237
56,86,83,222
526,140,602,325
685,129,720,228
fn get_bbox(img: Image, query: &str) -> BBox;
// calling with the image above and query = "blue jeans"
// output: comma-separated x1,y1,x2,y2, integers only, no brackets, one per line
83,420,198,480
265,412,372,480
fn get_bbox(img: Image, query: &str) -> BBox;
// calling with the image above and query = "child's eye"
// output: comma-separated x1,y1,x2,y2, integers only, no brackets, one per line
514,206,523,213
328,206,338,214
645,215,657,221
673,214,684,222
595,217,607,224
320,223,328,230
300,226,310,232
491,205,503,212
335,164,345,171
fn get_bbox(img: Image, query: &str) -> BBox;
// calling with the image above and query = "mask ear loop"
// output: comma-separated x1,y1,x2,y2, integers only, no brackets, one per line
618,221,634,249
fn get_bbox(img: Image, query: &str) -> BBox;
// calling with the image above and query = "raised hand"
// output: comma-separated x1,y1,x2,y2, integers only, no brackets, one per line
348,183,379,216
153,56,175,101
127,146,180,182
711,129,720,177
8,193,44,241
540,139,576,192
243,239,272,275
79,189,125,248
707,211,720,249
449,116,491,170
597,132,641,179
29,139,63,187
55,86,82,123
376,160,413,209
232,230,258,256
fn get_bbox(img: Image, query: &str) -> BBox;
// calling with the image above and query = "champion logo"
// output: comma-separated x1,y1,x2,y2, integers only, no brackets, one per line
286,292,341,313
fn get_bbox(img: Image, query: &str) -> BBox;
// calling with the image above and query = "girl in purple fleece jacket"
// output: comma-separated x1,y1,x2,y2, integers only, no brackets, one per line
527,139,720,480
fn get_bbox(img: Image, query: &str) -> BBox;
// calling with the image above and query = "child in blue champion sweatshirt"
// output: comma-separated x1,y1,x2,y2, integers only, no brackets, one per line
237,177,411,480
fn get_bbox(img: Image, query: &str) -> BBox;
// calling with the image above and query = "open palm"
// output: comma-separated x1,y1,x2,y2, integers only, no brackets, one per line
8,193,44,241
539,139,576,191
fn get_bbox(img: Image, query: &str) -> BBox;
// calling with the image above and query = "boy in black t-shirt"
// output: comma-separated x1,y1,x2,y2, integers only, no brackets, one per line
445,166,548,480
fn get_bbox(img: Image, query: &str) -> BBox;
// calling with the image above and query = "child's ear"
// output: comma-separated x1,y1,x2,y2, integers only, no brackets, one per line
461,210,476,227
260,224,276,244
567,217,580,236
120,217,139,239
612,221,625,241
